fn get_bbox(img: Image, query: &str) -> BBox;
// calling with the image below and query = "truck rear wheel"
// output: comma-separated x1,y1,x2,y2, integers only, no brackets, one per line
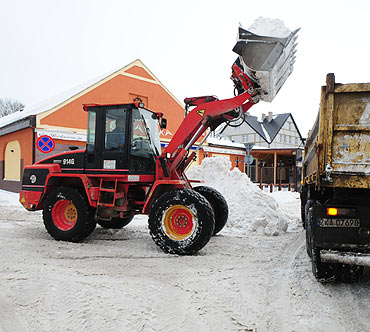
300,190,307,228
97,214,134,229
307,208,339,283
305,201,316,257
43,187,96,242
193,186,228,235
148,189,215,255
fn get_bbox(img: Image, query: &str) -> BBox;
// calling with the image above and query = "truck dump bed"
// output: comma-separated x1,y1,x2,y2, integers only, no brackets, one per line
303,74,370,189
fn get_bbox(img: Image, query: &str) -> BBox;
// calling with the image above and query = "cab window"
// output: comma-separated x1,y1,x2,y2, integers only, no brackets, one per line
105,109,127,151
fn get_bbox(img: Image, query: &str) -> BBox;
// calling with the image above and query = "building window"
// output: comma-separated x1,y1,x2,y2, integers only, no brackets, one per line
243,135,248,143
295,137,299,145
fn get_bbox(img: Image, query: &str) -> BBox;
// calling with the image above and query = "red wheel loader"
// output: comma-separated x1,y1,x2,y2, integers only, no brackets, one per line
19,27,299,254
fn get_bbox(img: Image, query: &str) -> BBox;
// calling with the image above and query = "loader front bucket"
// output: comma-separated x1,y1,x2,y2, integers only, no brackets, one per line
233,27,300,102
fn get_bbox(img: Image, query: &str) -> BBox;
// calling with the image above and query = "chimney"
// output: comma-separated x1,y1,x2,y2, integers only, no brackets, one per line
261,113,266,121
268,112,273,122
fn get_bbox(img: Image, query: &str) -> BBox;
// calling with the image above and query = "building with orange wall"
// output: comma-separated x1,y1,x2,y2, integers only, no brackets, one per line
0,59,245,192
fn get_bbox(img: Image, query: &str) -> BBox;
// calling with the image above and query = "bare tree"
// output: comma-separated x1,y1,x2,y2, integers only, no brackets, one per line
0,98,25,117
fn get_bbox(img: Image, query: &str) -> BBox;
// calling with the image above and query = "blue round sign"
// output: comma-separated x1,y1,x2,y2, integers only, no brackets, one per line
244,154,254,165
37,135,55,153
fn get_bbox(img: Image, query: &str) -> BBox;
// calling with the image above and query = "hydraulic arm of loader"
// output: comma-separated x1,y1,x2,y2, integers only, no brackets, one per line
155,25,299,181
157,64,258,180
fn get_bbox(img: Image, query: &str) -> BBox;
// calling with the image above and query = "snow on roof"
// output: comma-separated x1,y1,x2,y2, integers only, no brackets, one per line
207,136,245,148
0,67,119,129
251,145,269,150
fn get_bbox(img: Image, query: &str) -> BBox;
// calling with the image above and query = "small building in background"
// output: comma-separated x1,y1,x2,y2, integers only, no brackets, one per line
221,111,304,190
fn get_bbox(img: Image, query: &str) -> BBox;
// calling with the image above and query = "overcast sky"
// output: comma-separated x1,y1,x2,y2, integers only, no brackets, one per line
1,0,369,135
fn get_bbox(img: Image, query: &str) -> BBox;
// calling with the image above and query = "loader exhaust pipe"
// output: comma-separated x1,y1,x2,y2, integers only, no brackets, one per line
233,27,300,102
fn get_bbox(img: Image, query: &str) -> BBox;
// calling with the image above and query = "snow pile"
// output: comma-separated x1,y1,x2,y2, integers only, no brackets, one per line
187,157,294,236
248,17,291,37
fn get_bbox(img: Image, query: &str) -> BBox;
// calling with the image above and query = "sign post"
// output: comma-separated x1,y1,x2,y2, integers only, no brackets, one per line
244,143,254,178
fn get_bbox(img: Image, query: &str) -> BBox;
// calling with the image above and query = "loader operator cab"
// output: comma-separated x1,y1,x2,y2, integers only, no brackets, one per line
84,104,162,174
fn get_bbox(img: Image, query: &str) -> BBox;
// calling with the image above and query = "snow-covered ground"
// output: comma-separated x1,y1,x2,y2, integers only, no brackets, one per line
1,159,370,332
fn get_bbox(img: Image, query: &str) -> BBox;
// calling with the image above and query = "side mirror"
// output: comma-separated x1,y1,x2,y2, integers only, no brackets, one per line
160,118,167,129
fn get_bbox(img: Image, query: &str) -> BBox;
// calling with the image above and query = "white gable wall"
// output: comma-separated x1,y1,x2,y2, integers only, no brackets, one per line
224,115,302,149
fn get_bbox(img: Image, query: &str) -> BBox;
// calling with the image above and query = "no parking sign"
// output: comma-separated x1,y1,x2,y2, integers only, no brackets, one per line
37,135,55,153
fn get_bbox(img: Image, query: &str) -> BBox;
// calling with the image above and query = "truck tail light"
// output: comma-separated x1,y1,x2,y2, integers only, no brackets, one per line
327,208,338,216
326,207,356,217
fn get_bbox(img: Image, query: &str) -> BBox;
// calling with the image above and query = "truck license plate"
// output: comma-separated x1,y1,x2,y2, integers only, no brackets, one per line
319,218,360,227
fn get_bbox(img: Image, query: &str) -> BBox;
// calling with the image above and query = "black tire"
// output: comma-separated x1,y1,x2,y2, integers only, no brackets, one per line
300,190,307,228
148,189,215,255
43,186,96,242
193,186,228,235
97,214,134,229
305,201,316,258
304,199,315,230
307,208,339,283
340,264,364,283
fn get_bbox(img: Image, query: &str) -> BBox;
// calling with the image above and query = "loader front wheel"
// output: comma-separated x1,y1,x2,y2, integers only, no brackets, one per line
43,187,96,242
193,186,228,235
148,189,215,255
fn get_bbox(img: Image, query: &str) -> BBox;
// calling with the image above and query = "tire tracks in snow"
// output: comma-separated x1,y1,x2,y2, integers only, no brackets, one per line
268,231,370,332
0,292,29,332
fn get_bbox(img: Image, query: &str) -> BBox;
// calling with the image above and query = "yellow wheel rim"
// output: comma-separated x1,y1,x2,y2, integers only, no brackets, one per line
64,203,78,223
162,205,196,241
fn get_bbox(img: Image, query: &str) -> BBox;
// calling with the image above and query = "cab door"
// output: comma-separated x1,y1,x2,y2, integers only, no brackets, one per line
85,105,129,174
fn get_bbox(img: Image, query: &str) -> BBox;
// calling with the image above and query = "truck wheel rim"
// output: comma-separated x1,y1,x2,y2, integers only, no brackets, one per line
162,205,196,241
52,199,78,231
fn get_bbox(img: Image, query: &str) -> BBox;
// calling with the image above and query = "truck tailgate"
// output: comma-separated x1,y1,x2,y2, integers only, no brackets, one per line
332,90,370,175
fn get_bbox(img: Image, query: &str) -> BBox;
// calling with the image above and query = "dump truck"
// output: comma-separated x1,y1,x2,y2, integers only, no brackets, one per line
19,26,299,255
301,73,370,282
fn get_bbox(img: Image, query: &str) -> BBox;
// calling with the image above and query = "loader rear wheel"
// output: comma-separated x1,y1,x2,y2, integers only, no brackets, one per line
43,187,96,242
193,186,228,235
97,214,134,229
148,189,215,255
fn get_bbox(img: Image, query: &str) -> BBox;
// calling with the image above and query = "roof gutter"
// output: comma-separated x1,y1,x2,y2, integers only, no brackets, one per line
0,115,36,136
